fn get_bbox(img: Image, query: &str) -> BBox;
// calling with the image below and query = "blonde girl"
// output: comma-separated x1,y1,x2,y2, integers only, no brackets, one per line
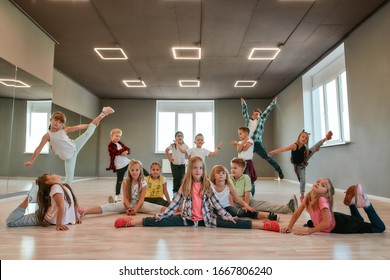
269,130,333,202
209,165,278,221
77,160,163,217
25,107,115,202
114,156,280,232
165,131,188,194
281,178,385,235
6,174,81,231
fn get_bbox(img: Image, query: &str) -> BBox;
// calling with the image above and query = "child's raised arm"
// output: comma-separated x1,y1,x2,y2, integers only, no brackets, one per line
268,143,296,157
209,141,223,156
24,133,50,167
175,140,187,154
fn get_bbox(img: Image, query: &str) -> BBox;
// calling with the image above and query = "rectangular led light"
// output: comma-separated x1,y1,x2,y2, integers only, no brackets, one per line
248,48,281,60
94,48,128,60
172,47,201,59
179,80,200,87
122,80,146,87
234,80,257,87
0,79,30,88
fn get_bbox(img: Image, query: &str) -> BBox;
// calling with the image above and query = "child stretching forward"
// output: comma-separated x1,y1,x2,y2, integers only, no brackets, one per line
209,165,278,221
144,162,171,207
269,130,332,202
114,156,280,232
6,174,81,231
281,179,385,235
78,160,163,217
25,107,114,202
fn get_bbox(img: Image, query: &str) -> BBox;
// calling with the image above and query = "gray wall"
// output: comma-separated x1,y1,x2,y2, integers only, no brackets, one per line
97,98,277,177
273,2,390,198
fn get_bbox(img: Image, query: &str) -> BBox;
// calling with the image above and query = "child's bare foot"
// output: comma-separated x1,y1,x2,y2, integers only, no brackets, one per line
326,130,333,140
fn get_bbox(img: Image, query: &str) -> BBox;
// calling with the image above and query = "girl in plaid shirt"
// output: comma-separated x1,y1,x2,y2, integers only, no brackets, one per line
114,156,280,232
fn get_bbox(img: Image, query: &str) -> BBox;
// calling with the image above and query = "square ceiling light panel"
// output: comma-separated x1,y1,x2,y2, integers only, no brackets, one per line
0,79,30,88
234,80,257,87
179,80,200,87
94,48,128,60
172,47,201,59
122,80,146,87
248,48,281,60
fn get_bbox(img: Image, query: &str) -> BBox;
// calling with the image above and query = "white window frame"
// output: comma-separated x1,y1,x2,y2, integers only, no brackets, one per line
25,100,51,154
155,100,215,153
303,43,350,147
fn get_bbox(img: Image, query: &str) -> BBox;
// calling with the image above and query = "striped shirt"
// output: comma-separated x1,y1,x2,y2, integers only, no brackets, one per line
241,99,277,142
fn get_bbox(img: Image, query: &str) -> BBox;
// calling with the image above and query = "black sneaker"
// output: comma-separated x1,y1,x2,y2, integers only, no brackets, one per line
278,170,284,179
267,212,279,221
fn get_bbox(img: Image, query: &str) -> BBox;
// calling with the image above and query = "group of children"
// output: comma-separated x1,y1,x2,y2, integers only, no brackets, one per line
5,100,386,236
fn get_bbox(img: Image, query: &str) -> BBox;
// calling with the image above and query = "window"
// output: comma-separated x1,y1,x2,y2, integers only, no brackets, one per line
303,43,350,146
25,100,51,153
156,100,215,153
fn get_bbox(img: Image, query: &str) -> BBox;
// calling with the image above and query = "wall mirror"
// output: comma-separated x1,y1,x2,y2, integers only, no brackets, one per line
0,57,52,197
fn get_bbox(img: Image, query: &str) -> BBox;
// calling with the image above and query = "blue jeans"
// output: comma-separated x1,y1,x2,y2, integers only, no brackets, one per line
254,141,282,172
6,206,39,227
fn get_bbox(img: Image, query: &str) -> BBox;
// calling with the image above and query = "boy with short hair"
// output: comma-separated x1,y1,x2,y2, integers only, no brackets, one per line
230,157,297,214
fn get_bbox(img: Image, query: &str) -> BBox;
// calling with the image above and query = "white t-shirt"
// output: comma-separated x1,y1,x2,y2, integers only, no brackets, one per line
247,118,258,139
44,184,77,225
168,143,188,165
48,129,76,160
211,184,230,208
238,139,254,160
186,147,211,162
129,179,148,208
113,142,130,170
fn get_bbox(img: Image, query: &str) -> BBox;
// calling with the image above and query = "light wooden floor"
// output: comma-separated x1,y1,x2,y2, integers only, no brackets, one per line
1,178,389,260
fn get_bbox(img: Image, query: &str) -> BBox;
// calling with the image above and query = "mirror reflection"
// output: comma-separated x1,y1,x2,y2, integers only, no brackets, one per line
0,57,52,197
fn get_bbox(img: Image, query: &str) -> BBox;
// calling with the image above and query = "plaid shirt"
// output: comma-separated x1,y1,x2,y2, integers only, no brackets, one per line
107,141,130,172
155,186,234,227
241,99,277,142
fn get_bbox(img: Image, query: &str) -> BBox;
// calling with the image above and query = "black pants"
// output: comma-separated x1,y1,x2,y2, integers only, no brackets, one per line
331,204,386,234
170,163,186,193
115,165,128,195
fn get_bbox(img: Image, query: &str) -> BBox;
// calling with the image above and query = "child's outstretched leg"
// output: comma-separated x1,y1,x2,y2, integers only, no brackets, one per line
91,106,115,126
296,165,306,201
344,184,386,233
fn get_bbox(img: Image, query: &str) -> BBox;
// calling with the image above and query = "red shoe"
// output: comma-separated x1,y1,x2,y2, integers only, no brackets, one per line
326,131,333,140
263,220,280,232
115,217,132,228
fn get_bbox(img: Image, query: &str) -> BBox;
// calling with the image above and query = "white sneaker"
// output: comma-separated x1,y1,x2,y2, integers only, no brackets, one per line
115,195,122,202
